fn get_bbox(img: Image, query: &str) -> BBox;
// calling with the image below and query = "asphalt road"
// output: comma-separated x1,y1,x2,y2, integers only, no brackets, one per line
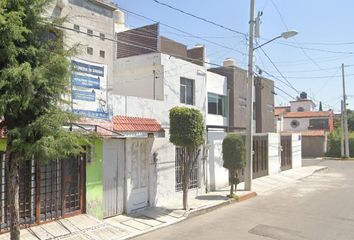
134,159,354,240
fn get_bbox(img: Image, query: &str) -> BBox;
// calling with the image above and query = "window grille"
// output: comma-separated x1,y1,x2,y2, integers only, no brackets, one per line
175,147,199,192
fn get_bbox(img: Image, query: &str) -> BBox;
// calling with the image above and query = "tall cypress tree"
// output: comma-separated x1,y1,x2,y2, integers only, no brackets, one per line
319,101,323,111
0,1,89,239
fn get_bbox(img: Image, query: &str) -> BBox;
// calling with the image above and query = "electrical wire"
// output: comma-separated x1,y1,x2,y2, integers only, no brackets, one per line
118,6,247,56
151,0,247,37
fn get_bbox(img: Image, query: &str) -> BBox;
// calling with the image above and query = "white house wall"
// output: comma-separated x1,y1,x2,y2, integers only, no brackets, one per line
268,133,281,175
110,53,208,208
113,53,164,100
206,71,228,127
283,118,310,131
292,133,302,169
290,101,315,112
207,132,228,191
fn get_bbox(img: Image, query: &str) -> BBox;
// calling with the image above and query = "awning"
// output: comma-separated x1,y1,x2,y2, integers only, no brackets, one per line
112,115,165,137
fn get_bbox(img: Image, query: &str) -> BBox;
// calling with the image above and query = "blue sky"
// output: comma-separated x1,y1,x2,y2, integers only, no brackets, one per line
115,0,354,112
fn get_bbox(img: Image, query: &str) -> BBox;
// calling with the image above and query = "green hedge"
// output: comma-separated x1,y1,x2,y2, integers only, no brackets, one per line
326,130,354,157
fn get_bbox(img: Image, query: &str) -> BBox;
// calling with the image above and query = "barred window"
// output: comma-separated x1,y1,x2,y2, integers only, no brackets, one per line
175,147,200,192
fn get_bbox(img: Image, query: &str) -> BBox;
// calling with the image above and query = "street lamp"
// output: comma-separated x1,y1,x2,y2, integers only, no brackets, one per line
254,30,298,50
244,0,298,191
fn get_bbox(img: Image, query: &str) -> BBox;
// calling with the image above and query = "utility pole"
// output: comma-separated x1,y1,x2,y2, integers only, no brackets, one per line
245,0,255,191
342,63,350,158
341,100,345,157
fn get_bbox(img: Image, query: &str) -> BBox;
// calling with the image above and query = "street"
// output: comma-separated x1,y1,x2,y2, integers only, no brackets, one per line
134,160,354,240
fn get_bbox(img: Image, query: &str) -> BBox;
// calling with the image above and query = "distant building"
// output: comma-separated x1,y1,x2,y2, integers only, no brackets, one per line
275,93,334,158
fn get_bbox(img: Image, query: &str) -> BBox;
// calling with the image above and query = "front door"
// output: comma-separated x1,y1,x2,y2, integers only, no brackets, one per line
129,139,149,212
103,139,125,218
62,156,85,217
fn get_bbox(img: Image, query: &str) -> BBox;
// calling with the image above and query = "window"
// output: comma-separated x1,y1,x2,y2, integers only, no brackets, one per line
297,107,305,112
87,47,93,55
99,33,105,41
309,119,329,130
99,50,105,58
175,147,199,192
180,77,194,105
291,120,300,128
208,93,227,116
87,29,93,36
73,24,80,32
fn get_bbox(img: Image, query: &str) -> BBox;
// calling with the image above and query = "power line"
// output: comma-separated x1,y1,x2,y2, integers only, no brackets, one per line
151,0,247,37
118,6,247,56
258,47,300,94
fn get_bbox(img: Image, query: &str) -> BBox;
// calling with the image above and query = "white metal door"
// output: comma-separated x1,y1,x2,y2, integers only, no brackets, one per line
129,140,149,212
103,139,125,218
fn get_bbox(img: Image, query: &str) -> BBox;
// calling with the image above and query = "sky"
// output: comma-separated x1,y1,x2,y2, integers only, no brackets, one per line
115,0,354,112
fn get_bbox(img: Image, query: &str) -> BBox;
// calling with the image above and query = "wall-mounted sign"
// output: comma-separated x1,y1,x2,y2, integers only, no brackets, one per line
71,58,108,119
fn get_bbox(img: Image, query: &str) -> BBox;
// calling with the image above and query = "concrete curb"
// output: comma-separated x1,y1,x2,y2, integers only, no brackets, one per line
186,191,257,219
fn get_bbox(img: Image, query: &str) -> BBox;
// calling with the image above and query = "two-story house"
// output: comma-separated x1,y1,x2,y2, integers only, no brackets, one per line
275,92,334,158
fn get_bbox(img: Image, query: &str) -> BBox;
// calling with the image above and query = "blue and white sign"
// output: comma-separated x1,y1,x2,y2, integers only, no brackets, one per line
71,58,108,119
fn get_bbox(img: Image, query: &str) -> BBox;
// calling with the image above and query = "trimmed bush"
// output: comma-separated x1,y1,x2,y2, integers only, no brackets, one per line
169,106,205,210
222,134,246,197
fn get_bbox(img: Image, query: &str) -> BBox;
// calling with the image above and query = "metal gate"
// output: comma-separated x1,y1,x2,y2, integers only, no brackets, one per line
281,135,292,171
103,140,125,218
0,153,85,233
252,135,268,179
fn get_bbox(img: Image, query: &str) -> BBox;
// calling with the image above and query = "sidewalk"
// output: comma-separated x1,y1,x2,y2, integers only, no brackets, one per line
0,165,327,240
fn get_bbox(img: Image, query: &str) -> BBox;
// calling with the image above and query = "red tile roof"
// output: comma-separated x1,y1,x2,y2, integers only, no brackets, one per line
283,111,332,118
113,116,164,133
274,106,290,116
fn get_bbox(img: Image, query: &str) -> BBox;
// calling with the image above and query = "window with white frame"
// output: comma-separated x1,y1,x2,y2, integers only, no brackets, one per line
208,93,227,116
180,77,194,105
175,147,199,192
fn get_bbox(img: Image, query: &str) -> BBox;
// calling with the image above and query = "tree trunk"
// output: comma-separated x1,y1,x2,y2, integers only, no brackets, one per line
6,151,20,240
182,147,193,210
234,172,238,194
229,169,235,196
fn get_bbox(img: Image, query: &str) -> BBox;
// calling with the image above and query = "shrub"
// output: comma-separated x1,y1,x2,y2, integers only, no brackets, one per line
222,134,246,196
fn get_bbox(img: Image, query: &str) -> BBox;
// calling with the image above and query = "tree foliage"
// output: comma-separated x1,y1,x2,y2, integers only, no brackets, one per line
169,106,204,210
169,107,204,148
222,134,246,197
0,1,90,238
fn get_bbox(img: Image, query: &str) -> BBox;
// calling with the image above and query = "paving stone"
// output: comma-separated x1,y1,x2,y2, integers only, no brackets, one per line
59,233,90,240
104,215,133,224
133,215,164,227
121,219,151,231
66,215,102,231
40,221,70,237
58,219,81,233
86,226,127,240
141,210,177,223
26,225,56,240
105,221,140,235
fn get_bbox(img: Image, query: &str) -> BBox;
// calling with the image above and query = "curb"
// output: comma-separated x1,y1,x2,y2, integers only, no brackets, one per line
312,166,329,174
185,191,257,219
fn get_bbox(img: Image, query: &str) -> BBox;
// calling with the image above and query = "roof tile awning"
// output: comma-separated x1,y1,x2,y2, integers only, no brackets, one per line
283,111,332,118
113,116,164,133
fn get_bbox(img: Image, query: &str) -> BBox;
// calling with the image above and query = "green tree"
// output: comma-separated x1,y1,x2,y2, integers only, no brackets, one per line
319,101,323,111
222,134,246,197
0,1,89,239
169,107,204,210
